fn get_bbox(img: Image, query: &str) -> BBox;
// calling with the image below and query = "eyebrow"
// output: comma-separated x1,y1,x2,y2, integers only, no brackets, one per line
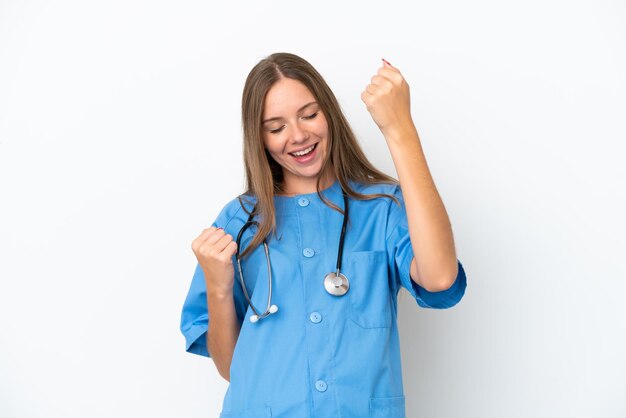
262,101,318,124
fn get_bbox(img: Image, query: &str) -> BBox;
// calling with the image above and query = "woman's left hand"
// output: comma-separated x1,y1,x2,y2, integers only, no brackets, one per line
361,59,414,136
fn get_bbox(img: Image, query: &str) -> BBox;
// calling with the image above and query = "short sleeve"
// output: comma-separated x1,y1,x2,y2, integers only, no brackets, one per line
180,262,212,357
385,186,467,309
179,199,249,358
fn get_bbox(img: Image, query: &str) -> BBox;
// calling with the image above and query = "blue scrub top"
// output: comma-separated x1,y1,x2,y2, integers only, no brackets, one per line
181,179,467,418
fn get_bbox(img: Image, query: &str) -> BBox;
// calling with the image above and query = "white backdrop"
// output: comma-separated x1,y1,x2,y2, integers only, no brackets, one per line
1,1,625,417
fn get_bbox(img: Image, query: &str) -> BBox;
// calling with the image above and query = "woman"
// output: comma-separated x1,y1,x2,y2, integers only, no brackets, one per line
181,52,467,418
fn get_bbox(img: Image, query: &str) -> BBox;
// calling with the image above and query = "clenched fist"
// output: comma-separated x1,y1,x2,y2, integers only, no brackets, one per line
191,227,238,295
361,59,413,136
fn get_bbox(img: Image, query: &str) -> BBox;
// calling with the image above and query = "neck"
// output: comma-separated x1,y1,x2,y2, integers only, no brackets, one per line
279,169,336,196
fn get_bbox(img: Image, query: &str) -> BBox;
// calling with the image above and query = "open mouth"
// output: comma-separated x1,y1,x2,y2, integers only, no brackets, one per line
289,143,317,157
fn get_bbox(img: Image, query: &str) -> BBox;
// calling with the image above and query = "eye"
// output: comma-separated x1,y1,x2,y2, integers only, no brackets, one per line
268,126,285,134
303,112,318,120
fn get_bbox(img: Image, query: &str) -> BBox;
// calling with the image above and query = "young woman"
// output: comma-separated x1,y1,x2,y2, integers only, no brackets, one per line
181,52,467,418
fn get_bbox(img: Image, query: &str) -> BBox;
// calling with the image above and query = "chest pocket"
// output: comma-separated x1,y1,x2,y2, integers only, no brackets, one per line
347,250,393,329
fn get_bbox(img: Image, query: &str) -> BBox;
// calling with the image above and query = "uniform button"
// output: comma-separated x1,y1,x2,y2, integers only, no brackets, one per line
303,248,315,258
315,380,327,392
298,197,310,207
309,312,322,323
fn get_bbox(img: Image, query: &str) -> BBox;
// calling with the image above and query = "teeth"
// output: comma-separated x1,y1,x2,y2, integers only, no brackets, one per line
291,144,315,156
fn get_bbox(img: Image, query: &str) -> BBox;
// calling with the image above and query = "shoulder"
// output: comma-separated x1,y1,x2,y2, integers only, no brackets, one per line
347,181,406,228
212,193,257,230
348,179,403,202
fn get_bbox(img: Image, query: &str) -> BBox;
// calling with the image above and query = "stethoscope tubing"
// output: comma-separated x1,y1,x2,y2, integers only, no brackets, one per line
235,190,349,322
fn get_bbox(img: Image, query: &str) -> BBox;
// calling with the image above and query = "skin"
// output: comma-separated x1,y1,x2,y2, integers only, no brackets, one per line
261,77,336,195
191,59,459,381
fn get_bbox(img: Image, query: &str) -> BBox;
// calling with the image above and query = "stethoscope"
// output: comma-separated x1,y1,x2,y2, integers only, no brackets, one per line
235,191,350,323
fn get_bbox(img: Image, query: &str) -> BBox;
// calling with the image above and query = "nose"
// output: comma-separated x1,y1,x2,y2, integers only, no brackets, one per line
289,121,309,144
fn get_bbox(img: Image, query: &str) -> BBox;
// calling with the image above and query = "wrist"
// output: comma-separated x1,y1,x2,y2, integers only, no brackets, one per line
207,286,233,301
203,273,234,300
382,123,419,144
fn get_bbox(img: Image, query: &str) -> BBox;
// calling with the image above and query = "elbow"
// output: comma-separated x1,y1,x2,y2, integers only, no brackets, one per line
421,279,453,292
214,360,231,382
218,368,231,382
411,257,459,292
422,264,459,292
208,341,232,382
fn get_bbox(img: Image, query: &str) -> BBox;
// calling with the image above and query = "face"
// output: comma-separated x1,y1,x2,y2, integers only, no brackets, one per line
262,77,331,194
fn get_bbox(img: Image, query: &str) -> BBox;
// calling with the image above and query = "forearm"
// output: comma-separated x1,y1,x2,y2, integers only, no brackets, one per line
383,124,458,291
206,286,241,382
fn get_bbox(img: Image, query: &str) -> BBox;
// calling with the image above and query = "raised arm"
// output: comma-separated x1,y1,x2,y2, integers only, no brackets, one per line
361,59,458,292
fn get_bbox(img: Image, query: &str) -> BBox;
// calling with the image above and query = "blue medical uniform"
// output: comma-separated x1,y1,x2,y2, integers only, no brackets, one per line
181,179,467,418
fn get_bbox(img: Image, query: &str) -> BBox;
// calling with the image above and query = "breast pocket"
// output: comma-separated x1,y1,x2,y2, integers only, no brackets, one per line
347,250,393,329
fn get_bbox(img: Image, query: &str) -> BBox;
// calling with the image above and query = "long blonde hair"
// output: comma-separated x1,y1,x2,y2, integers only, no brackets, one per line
238,52,399,258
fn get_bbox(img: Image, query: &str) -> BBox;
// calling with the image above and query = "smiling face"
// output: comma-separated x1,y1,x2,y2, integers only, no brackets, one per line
262,77,334,195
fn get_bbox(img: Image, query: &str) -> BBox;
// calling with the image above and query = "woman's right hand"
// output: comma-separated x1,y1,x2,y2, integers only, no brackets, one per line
191,227,238,295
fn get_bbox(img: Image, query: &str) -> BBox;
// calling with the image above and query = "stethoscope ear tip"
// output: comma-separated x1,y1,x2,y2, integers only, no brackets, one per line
249,305,278,323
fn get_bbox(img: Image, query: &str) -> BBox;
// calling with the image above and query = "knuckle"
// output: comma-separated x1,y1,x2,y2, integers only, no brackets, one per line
201,246,216,259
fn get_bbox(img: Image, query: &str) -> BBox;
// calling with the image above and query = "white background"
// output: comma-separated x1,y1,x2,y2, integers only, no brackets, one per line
1,1,625,417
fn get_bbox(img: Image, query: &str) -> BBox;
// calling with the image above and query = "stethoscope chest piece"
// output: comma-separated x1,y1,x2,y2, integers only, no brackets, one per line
236,190,352,321
324,271,350,296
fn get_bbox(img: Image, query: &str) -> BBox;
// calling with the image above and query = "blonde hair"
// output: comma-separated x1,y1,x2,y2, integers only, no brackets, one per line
238,52,398,258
